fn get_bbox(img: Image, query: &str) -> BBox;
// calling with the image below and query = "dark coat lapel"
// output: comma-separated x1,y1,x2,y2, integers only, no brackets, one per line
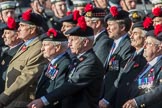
113,35,130,55
10,37,40,63
93,30,107,45
7,43,23,57
37,53,69,90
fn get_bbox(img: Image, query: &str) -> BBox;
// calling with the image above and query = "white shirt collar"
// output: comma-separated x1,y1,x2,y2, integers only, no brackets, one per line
148,55,162,66
113,33,128,52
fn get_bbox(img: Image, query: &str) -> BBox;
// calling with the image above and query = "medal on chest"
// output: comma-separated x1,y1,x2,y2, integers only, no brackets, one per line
45,64,59,80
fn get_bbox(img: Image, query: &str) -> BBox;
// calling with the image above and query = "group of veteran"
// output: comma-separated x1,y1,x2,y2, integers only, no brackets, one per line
0,0,162,108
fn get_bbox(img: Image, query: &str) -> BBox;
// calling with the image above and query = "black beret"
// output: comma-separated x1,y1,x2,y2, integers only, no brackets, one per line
132,20,153,31
42,28,68,41
65,16,94,37
20,9,48,32
59,10,80,24
65,26,93,37
104,6,129,22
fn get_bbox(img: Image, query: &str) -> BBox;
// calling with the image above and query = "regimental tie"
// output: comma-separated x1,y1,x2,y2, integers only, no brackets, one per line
107,42,116,62
45,63,59,80
104,42,116,70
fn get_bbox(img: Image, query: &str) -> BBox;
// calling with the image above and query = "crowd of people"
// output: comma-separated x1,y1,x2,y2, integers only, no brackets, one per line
0,0,162,108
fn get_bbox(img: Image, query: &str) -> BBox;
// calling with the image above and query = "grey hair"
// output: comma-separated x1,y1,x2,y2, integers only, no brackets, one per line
51,41,68,49
79,36,94,42
141,30,147,37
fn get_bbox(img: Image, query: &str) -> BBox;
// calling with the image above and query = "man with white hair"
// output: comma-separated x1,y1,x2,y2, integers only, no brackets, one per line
110,21,153,108
35,28,71,108
27,16,104,108
123,25,162,108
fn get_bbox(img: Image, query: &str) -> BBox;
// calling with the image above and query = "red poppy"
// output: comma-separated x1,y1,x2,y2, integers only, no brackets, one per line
46,28,57,38
73,10,80,21
143,17,152,29
22,9,32,21
110,56,116,62
84,3,93,12
7,17,16,29
152,7,162,16
134,63,139,68
21,45,27,52
154,24,162,36
150,68,154,73
77,16,87,31
110,6,118,17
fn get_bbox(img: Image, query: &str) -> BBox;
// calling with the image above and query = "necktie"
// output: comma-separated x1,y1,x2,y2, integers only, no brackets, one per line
107,43,116,62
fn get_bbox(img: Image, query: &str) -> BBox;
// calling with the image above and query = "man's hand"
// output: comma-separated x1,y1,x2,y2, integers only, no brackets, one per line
99,99,111,108
27,99,44,108
122,99,137,108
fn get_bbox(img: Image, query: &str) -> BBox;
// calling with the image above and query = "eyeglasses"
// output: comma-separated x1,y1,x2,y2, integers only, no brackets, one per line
144,42,160,47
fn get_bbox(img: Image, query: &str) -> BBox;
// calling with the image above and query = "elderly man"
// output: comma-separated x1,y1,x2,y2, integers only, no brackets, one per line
0,17,23,94
0,1,17,55
0,9,48,108
107,21,153,108
99,6,135,108
35,28,71,108
84,4,113,65
123,26,162,108
27,16,104,108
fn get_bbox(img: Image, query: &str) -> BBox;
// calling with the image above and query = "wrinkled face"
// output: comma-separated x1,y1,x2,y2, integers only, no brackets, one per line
41,41,56,59
153,17,162,27
61,22,75,36
0,9,15,23
94,0,107,9
121,0,136,11
130,28,145,48
2,29,17,46
52,1,66,18
17,23,33,41
68,36,83,54
106,20,121,39
143,37,161,61
85,17,96,30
